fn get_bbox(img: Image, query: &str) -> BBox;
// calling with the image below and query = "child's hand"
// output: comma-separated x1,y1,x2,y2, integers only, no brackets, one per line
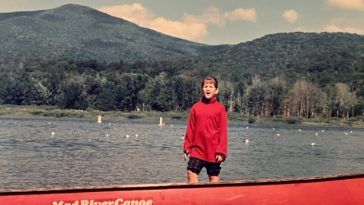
215,154,223,163
184,152,189,161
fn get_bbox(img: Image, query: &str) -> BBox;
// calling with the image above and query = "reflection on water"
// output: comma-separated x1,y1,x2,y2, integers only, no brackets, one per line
0,117,363,189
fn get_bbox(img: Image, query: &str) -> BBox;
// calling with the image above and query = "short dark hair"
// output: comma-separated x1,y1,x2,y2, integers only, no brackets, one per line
201,75,218,89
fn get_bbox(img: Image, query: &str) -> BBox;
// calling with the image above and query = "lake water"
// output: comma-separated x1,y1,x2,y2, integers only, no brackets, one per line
0,117,364,189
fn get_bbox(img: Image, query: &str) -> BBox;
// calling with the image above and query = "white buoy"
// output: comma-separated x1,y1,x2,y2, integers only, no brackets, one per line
159,117,165,127
51,132,55,136
135,134,139,138
298,129,301,132
244,139,250,144
345,132,348,136
97,115,102,123
106,133,110,137
315,133,319,136
310,142,316,146
272,128,275,131
125,134,130,138
246,126,249,129
321,129,325,132
276,133,280,136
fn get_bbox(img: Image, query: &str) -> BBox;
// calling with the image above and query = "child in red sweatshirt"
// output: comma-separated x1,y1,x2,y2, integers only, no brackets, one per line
183,75,228,183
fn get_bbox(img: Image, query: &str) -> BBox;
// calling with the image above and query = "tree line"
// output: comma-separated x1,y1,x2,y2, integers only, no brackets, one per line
0,59,362,120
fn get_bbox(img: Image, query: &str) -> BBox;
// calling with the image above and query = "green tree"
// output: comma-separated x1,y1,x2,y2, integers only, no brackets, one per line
244,75,265,116
265,76,286,116
0,71,40,105
140,72,175,111
95,80,117,111
172,75,199,111
56,75,87,109
116,73,148,111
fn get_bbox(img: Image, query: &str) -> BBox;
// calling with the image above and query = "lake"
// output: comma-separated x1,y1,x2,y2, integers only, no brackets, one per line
0,117,363,189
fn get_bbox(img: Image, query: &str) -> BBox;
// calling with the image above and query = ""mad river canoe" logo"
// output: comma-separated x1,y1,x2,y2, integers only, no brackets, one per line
52,198,153,205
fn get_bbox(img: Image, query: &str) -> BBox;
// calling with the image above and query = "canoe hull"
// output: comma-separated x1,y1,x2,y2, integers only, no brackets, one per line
1,173,364,205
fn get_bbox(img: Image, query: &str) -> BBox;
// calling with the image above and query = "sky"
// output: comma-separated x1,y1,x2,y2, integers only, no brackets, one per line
1,0,364,45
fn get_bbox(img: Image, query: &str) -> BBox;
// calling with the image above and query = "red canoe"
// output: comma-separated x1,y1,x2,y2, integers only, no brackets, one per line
1,173,364,205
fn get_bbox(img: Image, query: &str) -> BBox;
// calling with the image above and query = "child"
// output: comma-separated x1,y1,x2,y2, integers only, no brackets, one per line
183,75,228,183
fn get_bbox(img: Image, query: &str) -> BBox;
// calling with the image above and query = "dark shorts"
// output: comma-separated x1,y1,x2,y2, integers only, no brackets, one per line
187,157,221,176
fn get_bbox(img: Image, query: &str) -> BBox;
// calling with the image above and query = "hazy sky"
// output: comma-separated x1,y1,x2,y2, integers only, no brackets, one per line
1,0,364,45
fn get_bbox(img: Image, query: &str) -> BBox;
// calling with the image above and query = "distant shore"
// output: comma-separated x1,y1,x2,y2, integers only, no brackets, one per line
0,105,363,128
0,105,188,123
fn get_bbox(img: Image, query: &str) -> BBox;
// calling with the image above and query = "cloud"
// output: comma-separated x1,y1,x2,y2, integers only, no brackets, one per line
150,17,208,41
327,0,364,11
183,7,226,28
282,10,298,23
293,26,305,32
184,7,256,27
99,3,256,42
99,3,154,27
324,24,364,34
224,8,257,23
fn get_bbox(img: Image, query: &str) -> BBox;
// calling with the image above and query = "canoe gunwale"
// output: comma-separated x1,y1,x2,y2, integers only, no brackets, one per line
1,172,364,196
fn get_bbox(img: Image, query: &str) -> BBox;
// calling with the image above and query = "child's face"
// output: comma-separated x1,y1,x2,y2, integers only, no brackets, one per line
202,80,218,99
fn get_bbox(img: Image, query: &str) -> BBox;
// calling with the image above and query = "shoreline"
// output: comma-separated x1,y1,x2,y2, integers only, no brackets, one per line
1,105,363,128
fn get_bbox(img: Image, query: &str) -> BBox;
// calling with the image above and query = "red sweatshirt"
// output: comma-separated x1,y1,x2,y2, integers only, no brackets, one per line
183,97,228,163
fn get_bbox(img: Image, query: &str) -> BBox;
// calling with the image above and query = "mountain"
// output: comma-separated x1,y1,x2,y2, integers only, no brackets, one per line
0,4,226,65
1,4,364,88
193,32,364,86
1,4,364,114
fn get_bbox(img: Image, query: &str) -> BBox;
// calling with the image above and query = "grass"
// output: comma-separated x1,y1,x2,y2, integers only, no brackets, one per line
0,105,363,128
0,105,189,123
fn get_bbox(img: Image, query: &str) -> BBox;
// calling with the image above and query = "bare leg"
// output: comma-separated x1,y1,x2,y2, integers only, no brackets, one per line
187,170,199,184
209,175,219,183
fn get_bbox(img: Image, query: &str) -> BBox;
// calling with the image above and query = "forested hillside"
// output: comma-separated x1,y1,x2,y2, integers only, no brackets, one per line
0,4,222,66
0,4,363,120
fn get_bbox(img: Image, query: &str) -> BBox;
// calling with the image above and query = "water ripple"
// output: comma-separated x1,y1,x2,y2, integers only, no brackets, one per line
0,118,363,189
